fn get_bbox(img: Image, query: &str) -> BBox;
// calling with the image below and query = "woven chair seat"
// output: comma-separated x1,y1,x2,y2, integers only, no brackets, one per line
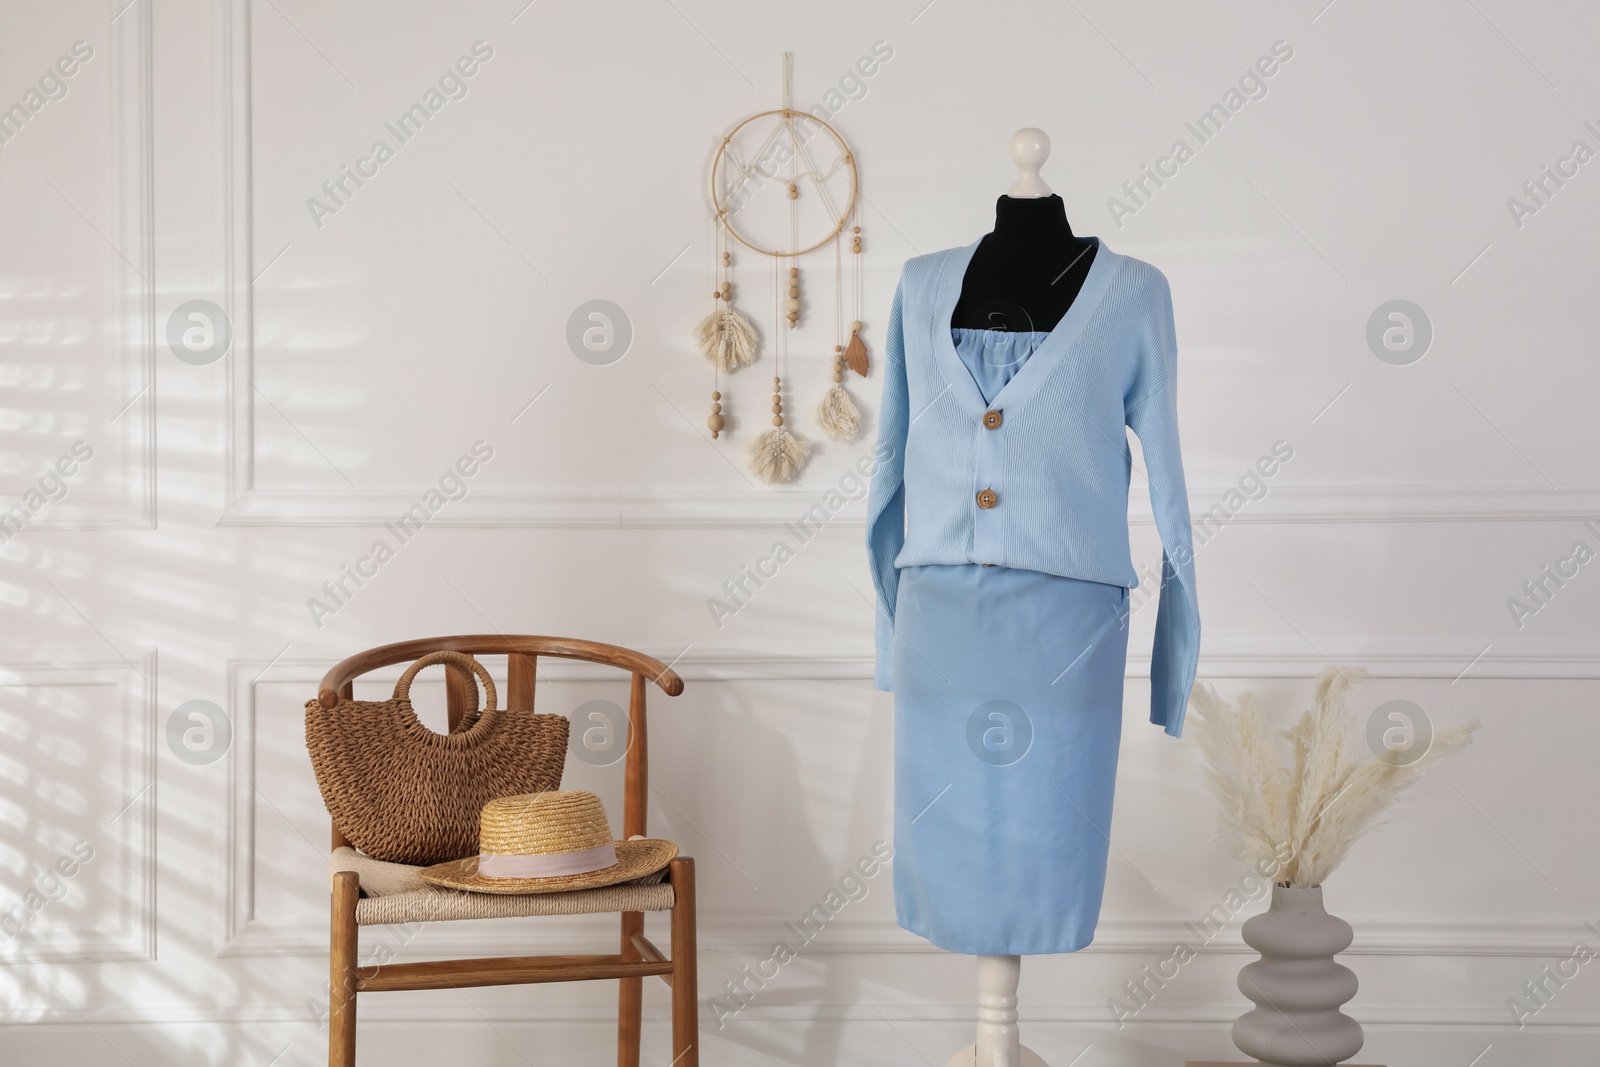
331,846,675,926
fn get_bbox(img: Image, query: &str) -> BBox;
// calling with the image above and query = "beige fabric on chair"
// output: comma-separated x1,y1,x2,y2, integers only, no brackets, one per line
329,846,432,896
329,846,675,926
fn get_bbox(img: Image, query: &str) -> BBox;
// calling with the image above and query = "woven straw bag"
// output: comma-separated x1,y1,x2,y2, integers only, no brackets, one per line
304,651,569,865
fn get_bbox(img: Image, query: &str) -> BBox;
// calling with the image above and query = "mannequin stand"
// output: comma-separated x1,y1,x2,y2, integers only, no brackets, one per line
941,130,1062,1067
942,955,1048,1067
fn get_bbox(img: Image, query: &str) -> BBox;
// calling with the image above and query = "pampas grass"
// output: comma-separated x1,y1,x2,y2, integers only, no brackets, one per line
1188,667,1480,888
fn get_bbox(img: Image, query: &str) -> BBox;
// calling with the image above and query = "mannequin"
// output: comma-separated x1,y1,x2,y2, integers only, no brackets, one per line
951,131,1096,337
868,124,1200,1067
938,125,1070,1067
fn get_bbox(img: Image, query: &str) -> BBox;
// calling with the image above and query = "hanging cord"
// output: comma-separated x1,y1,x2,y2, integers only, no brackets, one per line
787,68,800,333
773,244,782,379
708,215,724,438
712,215,720,403
714,219,722,402
838,225,851,350
853,203,863,334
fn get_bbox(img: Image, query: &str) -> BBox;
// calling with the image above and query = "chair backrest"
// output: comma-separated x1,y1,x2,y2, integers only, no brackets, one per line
316,635,684,847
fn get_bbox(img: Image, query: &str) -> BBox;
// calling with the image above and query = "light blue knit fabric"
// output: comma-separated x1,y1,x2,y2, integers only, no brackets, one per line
948,327,1047,402
866,237,1200,737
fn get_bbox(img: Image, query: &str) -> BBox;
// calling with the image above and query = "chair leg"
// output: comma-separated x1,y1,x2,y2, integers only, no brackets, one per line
618,911,643,1067
330,871,360,1067
669,857,698,1067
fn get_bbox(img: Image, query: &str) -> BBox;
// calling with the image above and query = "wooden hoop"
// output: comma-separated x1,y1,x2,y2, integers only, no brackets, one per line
710,108,858,259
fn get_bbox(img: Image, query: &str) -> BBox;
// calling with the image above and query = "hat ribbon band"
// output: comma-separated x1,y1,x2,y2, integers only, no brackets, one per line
478,842,618,879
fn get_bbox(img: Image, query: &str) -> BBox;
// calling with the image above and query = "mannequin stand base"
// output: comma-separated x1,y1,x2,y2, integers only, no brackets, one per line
944,1044,1049,1067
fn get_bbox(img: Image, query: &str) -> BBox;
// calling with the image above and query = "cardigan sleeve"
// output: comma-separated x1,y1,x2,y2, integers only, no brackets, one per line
1125,274,1200,737
865,279,908,691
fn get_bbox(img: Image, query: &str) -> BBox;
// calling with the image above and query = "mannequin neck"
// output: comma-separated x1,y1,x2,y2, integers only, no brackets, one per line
951,194,1098,333
990,194,1079,245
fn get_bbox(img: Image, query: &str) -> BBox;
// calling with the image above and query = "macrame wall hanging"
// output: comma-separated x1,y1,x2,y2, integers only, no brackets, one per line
696,53,865,483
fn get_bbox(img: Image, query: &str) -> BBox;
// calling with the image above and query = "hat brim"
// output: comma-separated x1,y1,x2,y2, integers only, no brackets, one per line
417,838,678,895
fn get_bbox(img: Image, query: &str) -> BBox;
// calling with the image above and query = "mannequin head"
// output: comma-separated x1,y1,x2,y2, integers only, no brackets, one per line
1007,127,1053,198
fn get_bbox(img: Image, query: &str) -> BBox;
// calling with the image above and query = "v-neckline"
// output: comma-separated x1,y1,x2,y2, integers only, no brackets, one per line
932,234,1122,419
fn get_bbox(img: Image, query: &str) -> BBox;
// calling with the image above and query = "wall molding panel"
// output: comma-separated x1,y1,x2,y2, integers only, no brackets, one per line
214,0,1600,530
223,644,1596,960
13,0,156,531
0,650,157,964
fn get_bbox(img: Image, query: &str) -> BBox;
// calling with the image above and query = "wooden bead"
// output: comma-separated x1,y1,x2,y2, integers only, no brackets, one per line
711,390,721,400
832,372,843,383
771,415,783,426
773,376,781,384
712,291,722,299
789,267,799,277
786,298,800,312
721,282,731,294
834,344,843,353
851,321,862,333
771,403,782,414
787,183,798,198
722,251,731,262
711,402,722,413
787,286,799,298
852,226,860,234
707,413,725,433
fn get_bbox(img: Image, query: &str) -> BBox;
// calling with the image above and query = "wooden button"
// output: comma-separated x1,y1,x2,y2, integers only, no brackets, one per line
982,409,1003,430
976,488,997,510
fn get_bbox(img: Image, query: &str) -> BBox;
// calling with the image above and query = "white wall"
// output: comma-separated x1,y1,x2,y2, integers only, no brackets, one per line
2,0,1598,1063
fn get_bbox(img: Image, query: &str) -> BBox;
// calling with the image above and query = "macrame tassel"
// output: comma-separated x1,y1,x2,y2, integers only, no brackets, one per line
692,306,759,372
747,426,811,483
815,383,860,442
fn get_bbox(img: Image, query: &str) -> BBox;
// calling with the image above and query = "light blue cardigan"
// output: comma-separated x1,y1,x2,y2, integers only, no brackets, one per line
866,237,1200,737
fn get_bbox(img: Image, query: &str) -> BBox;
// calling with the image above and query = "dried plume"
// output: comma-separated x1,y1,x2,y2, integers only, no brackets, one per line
1187,667,1480,888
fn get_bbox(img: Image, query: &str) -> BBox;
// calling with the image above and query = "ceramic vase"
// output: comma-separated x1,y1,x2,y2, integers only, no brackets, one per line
1232,885,1364,1066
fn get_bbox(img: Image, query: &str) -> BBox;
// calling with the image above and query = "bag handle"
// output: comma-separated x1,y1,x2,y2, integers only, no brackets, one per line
393,651,498,714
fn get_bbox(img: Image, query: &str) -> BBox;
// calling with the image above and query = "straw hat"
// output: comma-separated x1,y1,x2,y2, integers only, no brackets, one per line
418,790,677,894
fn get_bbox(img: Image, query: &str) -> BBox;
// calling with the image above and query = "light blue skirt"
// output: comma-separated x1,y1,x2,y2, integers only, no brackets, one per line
892,563,1130,955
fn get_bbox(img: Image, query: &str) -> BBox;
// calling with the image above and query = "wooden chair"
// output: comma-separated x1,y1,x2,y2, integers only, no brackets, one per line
312,635,696,1067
